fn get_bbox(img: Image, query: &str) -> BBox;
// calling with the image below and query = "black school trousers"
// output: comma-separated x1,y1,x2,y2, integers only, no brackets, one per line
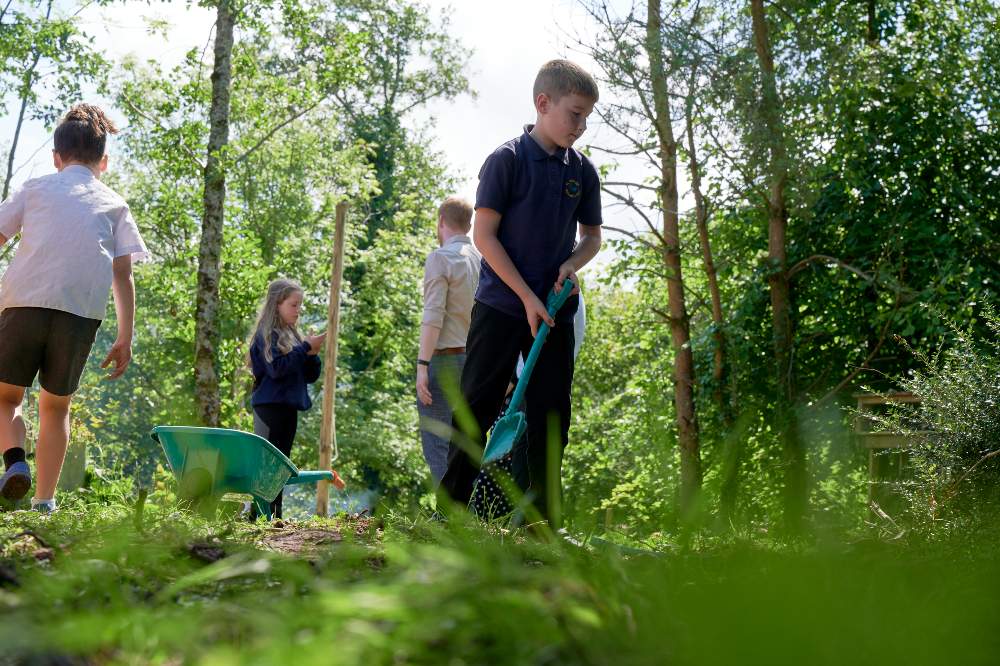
440,301,575,523
252,403,298,519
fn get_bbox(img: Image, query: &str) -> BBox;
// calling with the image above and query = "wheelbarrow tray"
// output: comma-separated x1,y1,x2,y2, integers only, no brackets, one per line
151,425,334,519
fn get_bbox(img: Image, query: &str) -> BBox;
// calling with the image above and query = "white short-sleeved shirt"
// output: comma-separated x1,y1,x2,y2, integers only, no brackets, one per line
0,165,148,321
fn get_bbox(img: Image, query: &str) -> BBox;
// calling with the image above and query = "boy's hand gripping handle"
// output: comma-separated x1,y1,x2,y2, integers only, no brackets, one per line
507,279,575,415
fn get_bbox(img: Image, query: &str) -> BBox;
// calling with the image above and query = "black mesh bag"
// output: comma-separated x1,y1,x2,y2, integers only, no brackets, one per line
470,388,523,520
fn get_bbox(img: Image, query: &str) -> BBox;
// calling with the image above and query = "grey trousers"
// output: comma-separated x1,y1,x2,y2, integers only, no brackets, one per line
417,353,466,484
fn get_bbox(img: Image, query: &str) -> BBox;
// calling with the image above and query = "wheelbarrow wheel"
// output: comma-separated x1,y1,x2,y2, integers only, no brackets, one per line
177,467,219,519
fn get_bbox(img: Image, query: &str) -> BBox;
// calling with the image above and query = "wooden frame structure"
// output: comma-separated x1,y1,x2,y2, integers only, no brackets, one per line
854,392,926,503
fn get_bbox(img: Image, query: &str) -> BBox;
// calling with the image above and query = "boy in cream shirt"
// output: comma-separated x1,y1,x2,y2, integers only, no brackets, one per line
0,104,146,512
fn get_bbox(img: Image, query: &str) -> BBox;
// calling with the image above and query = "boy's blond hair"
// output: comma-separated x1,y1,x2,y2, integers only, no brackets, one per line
438,196,473,233
533,59,600,104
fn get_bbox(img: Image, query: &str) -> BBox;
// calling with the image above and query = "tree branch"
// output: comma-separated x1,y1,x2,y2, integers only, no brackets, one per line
593,106,661,169
397,85,453,116
811,297,899,407
602,180,659,192
604,224,661,253
332,90,361,125
601,186,667,246
701,119,769,205
586,142,656,157
788,254,874,282
235,96,328,164
121,95,206,171
0,0,14,24
946,450,1000,501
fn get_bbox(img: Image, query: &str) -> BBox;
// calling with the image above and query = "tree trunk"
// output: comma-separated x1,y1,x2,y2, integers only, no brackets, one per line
647,0,701,514
4,66,37,201
867,0,878,45
194,0,235,427
684,69,738,518
2,0,51,201
684,72,728,419
0,0,52,267
0,73,34,268
750,0,805,531
4,93,30,202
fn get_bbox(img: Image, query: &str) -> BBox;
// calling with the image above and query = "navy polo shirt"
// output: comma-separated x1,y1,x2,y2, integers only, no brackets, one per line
474,124,602,323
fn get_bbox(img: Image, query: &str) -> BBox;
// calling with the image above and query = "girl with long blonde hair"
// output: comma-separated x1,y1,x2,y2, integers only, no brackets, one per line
248,279,324,519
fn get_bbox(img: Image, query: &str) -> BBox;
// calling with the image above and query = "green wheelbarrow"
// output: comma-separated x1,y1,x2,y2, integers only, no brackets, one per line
151,426,345,520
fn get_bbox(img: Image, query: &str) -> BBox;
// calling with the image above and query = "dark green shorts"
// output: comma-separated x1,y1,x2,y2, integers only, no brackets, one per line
0,307,102,396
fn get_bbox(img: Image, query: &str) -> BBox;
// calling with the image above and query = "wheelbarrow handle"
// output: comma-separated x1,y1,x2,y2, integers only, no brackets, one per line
286,469,346,490
286,470,334,485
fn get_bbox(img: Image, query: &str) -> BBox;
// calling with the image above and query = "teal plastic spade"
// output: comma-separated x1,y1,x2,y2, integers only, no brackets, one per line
151,425,341,519
481,279,576,465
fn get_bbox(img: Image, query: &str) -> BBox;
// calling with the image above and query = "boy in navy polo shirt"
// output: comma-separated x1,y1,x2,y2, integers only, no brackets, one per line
439,59,603,527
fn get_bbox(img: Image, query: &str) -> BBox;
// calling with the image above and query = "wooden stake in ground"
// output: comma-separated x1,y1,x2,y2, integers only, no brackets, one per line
316,202,348,517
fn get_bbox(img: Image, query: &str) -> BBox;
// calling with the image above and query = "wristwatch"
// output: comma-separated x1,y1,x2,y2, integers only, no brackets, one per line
417,359,431,367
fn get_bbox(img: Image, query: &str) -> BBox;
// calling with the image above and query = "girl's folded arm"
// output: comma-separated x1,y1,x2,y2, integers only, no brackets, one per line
251,337,310,380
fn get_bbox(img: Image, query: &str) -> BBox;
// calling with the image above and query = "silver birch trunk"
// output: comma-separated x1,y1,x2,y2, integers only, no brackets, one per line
194,0,235,427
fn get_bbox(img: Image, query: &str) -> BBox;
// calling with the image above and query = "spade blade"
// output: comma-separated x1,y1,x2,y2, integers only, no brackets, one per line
482,411,527,465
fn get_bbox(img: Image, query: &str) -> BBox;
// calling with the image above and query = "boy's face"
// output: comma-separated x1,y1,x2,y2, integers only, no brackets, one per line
536,92,595,149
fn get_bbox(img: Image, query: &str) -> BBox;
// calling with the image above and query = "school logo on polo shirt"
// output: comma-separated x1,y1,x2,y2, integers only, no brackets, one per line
564,178,581,198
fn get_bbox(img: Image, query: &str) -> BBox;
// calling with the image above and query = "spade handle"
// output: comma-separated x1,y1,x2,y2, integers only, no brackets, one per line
506,279,576,415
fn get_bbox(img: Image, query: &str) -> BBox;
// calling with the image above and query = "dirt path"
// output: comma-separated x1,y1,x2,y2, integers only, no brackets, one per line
258,516,377,557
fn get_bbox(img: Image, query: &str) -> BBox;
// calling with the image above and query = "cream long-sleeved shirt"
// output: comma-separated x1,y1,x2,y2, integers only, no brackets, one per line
422,235,481,349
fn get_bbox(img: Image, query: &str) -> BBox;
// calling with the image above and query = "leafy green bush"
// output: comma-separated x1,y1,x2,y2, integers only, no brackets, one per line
566,284,680,534
877,307,1000,534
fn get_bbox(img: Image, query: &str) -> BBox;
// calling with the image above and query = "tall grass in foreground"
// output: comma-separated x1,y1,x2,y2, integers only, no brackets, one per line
0,485,998,665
